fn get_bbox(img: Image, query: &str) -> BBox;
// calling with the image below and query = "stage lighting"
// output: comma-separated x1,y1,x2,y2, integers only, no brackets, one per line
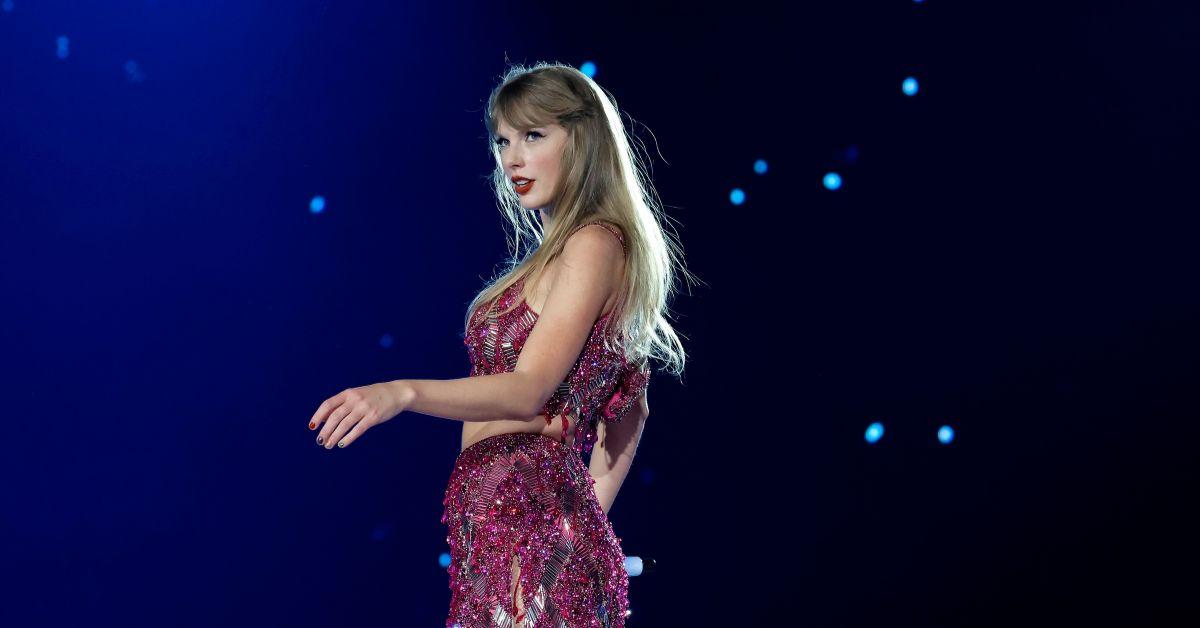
865,421,884,444
823,172,842,191
124,60,146,83
624,556,643,576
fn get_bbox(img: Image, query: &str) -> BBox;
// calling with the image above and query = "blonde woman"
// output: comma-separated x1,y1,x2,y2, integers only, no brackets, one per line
308,62,691,626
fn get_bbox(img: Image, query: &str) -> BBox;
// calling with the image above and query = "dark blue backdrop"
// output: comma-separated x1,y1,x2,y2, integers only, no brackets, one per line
2,1,1197,626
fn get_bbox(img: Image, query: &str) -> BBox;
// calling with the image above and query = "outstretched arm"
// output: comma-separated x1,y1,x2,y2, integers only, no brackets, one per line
315,223,626,449
589,390,649,515
386,371,546,423
310,372,545,449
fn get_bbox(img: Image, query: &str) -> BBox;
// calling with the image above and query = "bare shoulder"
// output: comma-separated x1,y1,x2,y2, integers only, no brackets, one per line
571,220,626,247
561,222,626,274
566,220,625,249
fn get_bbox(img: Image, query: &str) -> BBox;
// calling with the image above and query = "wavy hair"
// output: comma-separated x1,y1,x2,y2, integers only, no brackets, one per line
463,61,697,377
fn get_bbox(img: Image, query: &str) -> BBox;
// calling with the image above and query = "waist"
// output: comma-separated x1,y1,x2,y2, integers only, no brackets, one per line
460,413,578,453
457,430,566,459
449,431,588,495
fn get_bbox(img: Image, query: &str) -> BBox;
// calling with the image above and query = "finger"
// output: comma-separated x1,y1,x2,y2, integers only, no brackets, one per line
309,391,346,430
335,413,376,449
327,408,370,449
316,403,351,446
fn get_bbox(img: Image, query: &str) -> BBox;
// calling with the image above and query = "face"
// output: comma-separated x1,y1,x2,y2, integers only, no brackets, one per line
494,118,569,216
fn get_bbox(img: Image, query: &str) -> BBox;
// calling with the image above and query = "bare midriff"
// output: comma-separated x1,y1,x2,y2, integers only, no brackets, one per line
460,414,571,453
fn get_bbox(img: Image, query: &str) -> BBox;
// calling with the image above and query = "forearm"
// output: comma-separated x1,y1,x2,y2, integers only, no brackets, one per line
388,372,538,423
588,412,647,515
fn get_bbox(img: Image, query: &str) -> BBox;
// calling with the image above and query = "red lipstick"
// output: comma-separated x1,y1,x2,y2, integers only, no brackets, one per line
512,176,535,195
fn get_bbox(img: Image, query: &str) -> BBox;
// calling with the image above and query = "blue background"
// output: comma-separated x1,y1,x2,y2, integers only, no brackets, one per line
2,1,1197,626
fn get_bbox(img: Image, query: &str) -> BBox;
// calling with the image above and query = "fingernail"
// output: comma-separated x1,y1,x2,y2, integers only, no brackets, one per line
308,422,316,430
337,441,346,448
316,436,324,445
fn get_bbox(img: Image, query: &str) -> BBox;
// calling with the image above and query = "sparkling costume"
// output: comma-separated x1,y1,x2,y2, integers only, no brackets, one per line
443,221,650,627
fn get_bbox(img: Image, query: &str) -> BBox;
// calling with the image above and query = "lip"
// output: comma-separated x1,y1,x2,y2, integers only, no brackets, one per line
512,177,535,195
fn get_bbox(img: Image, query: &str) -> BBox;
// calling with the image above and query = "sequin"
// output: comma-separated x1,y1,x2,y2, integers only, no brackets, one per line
442,432,629,627
462,220,650,458
447,221,648,626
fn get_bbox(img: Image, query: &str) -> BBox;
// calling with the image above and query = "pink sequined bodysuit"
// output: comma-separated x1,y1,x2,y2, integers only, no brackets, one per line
443,220,649,627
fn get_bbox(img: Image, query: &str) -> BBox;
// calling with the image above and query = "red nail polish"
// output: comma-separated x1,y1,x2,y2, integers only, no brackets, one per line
309,422,316,430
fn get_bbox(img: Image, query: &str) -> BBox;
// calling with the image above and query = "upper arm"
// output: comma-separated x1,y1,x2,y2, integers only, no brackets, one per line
514,225,626,415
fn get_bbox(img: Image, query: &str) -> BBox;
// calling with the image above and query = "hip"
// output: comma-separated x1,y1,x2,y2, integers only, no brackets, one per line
442,431,607,535
441,431,629,626
447,430,589,493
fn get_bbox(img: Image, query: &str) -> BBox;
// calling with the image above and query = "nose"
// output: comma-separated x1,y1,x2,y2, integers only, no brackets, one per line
504,151,522,174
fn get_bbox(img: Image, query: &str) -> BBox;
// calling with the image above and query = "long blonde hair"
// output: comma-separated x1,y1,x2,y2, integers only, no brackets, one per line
463,61,696,377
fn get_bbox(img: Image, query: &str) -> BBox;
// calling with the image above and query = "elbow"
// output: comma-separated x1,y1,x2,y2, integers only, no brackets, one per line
522,397,547,420
517,372,552,419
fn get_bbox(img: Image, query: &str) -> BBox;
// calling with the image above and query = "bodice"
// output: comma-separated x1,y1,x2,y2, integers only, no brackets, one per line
463,221,650,455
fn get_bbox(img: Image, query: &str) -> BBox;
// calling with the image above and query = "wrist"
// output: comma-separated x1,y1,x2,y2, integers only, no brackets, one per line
389,379,417,415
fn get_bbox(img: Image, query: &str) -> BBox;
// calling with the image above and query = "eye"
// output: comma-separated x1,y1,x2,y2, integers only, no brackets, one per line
494,131,543,148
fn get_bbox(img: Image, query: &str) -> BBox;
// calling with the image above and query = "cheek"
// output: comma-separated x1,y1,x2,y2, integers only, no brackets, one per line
542,151,564,177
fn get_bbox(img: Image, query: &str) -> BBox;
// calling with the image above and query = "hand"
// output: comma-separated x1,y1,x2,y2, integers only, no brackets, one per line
309,381,411,449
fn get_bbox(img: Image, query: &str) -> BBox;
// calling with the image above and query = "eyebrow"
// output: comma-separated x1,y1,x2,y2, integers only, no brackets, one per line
493,126,542,139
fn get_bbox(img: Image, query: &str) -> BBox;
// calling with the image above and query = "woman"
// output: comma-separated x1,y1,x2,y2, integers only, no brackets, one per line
308,62,691,627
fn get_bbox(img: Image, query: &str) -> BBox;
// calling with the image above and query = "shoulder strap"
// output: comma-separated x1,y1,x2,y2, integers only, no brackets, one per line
567,220,627,253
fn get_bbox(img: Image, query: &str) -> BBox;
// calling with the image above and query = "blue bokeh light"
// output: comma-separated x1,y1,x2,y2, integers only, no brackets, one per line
638,467,654,485
2,1,15,14
865,421,885,444
902,76,920,96
580,61,597,78
379,333,394,349
124,59,146,83
938,425,955,444
823,172,842,191
439,552,452,568
623,556,643,577
56,36,69,59
309,195,326,213
729,188,746,205
753,158,768,175
370,522,393,542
